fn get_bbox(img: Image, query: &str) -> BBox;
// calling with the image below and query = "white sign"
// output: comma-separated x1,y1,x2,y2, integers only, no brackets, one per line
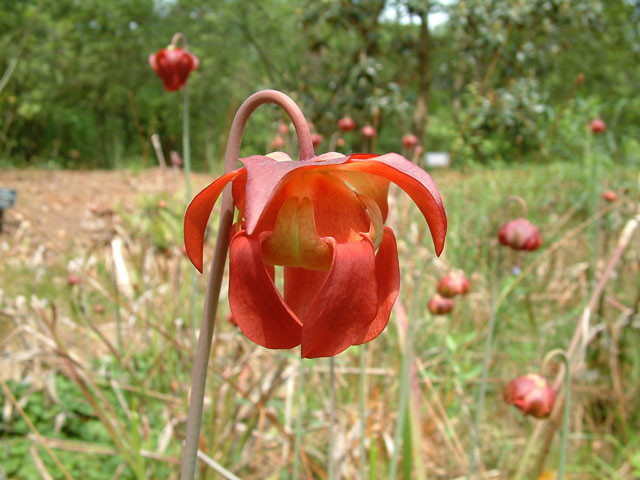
425,152,450,168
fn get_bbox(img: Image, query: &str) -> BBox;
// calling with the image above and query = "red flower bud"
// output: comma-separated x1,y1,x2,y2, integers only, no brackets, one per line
149,46,199,92
589,118,606,134
361,125,377,138
498,218,542,251
271,136,285,150
278,122,290,135
67,274,80,286
503,374,556,418
311,133,324,147
336,137,345,148
402,134,419,149
437,272,470,298
428,294,454,315
338,116,357,132
601,190,617,202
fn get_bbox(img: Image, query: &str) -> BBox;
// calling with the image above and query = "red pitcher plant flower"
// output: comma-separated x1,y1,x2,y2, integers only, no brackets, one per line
184,147,446,359
498,218,542,251
504,373,556,418
149,33,199,92
402,134,419,149
602,190,617,202
338,115,356,132
427,294,454,315
437,271,470,298
589,118,606,134
361,125,377,138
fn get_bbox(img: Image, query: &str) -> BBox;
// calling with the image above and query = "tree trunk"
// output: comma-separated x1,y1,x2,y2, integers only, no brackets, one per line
412,10,432,142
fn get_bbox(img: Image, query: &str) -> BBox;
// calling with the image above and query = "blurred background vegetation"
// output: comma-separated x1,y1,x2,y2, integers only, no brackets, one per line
1,0,639,169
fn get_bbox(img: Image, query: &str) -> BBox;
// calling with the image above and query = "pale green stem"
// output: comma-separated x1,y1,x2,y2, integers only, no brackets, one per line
179,90,314,480
293,354,305,479
329,356,336,480
542,350,572,480
467,246,502,479
183,83,199,343
359,345,367,480
388,279,421,480
586,131,599,291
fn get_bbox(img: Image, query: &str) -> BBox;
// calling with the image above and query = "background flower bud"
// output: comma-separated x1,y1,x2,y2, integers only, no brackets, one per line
503,373,556,418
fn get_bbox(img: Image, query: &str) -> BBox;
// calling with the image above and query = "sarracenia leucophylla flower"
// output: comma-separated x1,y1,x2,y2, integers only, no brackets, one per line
184,98,447,359
179,90,446,480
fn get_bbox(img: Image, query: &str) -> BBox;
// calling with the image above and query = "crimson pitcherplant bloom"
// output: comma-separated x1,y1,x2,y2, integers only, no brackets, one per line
149,43,199,92
504,373,556,418
184,152,446,358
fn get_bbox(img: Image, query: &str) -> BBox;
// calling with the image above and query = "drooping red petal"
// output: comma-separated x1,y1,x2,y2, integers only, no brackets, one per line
300,236,378,358
183,169,245,272
345,153,447,255
229,232,302,349
355,227,400,344
331,169,390,221
148,53,158,71
241,154,351,235
284,267,329,320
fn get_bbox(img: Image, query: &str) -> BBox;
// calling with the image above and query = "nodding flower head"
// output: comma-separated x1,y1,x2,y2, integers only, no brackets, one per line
602,190,617,202
437,272,470,298
498,218,542,252
149,38,199,92
504,373,556,418
589,118,606,134
338,116,357,132
184,143,446,358
428,294,454,315
402,134,419,149
361,125,377,138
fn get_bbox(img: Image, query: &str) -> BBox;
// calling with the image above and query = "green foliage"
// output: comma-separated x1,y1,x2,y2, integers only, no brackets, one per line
1,0,638,167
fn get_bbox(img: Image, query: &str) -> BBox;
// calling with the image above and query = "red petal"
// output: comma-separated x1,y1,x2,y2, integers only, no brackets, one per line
229,232,302,349
332,170,390,221
149,53,158,71
183,169,245,272
345,153,447,255
300,236,378,358
284,267,328,320
355,227,400,344
241,155,351,234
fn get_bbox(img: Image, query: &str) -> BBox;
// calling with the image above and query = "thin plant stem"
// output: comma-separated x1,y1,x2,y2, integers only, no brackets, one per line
328,356,336,480
293,354,305,479
179,90,314,480
183,82,199,344
542,349,572,480
388,277,421,480
467,246,501,480
359,345,367,480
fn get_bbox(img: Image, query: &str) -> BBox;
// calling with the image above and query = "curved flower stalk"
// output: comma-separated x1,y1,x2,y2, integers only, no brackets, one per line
149,33,199,92
184,152,447,358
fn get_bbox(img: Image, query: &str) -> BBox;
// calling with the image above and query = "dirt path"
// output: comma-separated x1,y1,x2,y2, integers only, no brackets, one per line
0,168,212,255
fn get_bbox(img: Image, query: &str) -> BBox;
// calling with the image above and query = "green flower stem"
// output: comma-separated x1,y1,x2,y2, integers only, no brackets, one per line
542,349,571,480
388,278,422,480
328,356,337,480
293,354,305,479
179,90,314,480
359,344,367,480
467,245,502,480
